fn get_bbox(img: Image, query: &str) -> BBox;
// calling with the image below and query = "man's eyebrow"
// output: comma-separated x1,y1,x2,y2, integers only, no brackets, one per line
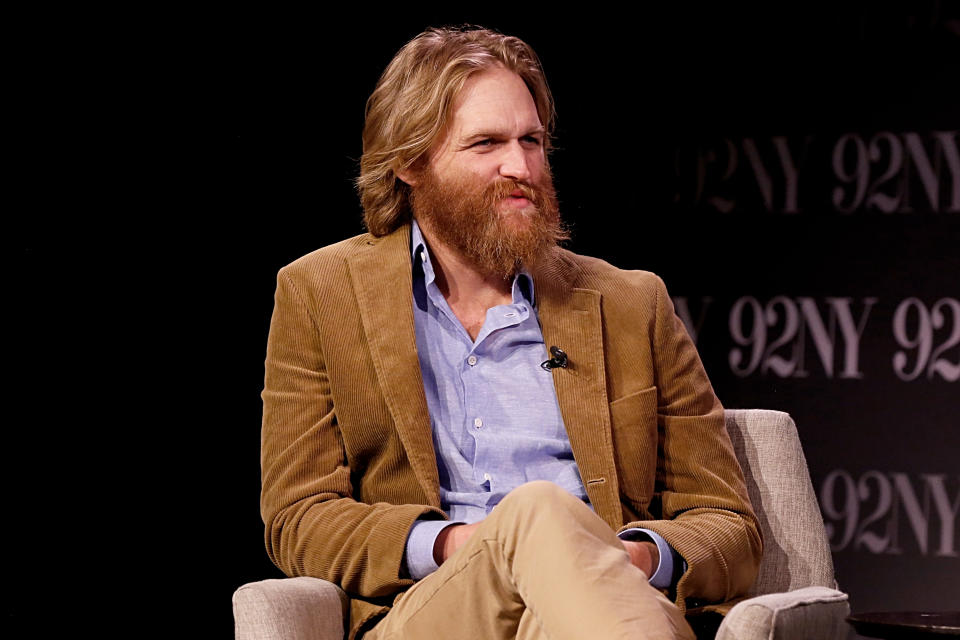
460,127,546,142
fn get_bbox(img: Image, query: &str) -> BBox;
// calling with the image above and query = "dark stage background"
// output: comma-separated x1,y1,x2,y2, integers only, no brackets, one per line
12,4,957,638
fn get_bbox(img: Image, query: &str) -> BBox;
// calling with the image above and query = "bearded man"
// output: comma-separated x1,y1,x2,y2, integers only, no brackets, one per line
261,26,762,640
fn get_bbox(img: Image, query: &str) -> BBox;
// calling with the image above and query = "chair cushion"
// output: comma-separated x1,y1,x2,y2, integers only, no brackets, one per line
233,577,348,640
725,410,837,595
715,586,850,640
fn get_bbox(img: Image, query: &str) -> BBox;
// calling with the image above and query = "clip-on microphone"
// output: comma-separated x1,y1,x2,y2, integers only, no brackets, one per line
540,346,568,371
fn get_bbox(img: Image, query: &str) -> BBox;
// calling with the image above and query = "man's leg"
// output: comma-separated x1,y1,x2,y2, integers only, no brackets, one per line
364,481,694,640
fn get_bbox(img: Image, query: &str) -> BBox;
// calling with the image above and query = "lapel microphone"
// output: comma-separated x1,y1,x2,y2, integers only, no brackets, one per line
540,346,568,371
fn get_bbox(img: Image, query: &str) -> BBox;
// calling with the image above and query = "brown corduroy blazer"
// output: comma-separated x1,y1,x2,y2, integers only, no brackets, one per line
261,224,762,639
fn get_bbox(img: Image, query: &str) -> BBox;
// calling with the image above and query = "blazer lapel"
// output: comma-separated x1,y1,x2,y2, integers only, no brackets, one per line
534,251,622,530
346,226,441,508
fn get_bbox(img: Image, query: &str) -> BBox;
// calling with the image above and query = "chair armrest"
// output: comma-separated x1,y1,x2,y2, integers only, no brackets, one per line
715,586,850,640
233,577,349,640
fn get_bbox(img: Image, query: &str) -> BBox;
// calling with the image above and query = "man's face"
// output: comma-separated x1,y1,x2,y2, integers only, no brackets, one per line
405,66,564,279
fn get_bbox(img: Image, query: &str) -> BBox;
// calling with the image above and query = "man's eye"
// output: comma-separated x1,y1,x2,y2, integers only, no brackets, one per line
471,139,494,148
522,136,542,146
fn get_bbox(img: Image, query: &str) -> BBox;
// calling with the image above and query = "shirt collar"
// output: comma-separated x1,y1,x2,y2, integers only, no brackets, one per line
410,219,535,306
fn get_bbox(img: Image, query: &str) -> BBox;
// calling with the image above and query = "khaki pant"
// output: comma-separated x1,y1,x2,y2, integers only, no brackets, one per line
365,481,695,640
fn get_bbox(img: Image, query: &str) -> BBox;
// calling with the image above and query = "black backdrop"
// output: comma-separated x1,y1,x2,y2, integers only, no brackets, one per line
12,4,958,638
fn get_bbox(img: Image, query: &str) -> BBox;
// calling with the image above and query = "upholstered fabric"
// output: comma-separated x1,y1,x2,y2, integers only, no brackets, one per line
233,577,348,640
234,410,849,640
715,586,850,640
723,410,837,596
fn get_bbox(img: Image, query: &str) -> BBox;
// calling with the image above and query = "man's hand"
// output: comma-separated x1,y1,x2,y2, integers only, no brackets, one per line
621,539,659,577
433,522,482,565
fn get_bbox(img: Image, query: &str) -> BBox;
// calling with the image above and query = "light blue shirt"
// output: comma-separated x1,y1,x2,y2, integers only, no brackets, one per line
404,220,679,588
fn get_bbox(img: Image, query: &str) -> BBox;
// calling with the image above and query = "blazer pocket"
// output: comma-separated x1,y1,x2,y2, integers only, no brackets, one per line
608,386,658,514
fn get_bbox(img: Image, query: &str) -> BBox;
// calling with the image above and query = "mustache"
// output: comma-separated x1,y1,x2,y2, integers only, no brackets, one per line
487,179,541,204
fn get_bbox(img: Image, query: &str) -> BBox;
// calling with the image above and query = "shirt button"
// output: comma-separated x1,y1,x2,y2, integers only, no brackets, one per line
483,473,492,482
474,417,483,428
467,355,478,366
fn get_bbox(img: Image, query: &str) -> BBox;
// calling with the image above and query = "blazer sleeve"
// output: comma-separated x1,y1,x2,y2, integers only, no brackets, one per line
619,275,762,610
260,267,443,599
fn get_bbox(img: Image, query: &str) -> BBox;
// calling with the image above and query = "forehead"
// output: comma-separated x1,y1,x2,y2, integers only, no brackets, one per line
445,66,542,136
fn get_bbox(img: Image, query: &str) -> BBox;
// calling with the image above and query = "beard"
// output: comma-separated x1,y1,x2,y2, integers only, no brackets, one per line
409,166,568,281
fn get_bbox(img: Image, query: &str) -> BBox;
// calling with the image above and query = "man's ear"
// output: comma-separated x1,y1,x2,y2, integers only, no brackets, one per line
396,154,429,187
395,167,418,187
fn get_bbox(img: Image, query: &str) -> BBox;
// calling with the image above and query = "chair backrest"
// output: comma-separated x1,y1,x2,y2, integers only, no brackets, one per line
724,409,837,596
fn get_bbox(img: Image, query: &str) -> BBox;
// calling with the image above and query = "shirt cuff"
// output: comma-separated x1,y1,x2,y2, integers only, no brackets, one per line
404,519,463,580
617,528,685,590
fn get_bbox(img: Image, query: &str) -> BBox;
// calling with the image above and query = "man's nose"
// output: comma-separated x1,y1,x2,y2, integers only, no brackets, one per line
499,142,532,182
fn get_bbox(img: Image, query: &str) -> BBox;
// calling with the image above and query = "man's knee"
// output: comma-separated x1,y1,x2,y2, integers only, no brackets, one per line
486,481,622,552
475,481,601,556
494,480,588,520
503,479,573,502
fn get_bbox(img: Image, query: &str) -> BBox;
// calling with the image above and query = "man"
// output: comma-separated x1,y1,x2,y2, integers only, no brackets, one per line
261,26,761,640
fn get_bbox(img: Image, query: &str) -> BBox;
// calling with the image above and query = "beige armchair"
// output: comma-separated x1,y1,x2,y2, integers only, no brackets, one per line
233,409,849,639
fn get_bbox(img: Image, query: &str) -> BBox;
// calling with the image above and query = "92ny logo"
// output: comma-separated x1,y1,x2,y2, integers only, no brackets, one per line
675,296,959,382
820,470,959,557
